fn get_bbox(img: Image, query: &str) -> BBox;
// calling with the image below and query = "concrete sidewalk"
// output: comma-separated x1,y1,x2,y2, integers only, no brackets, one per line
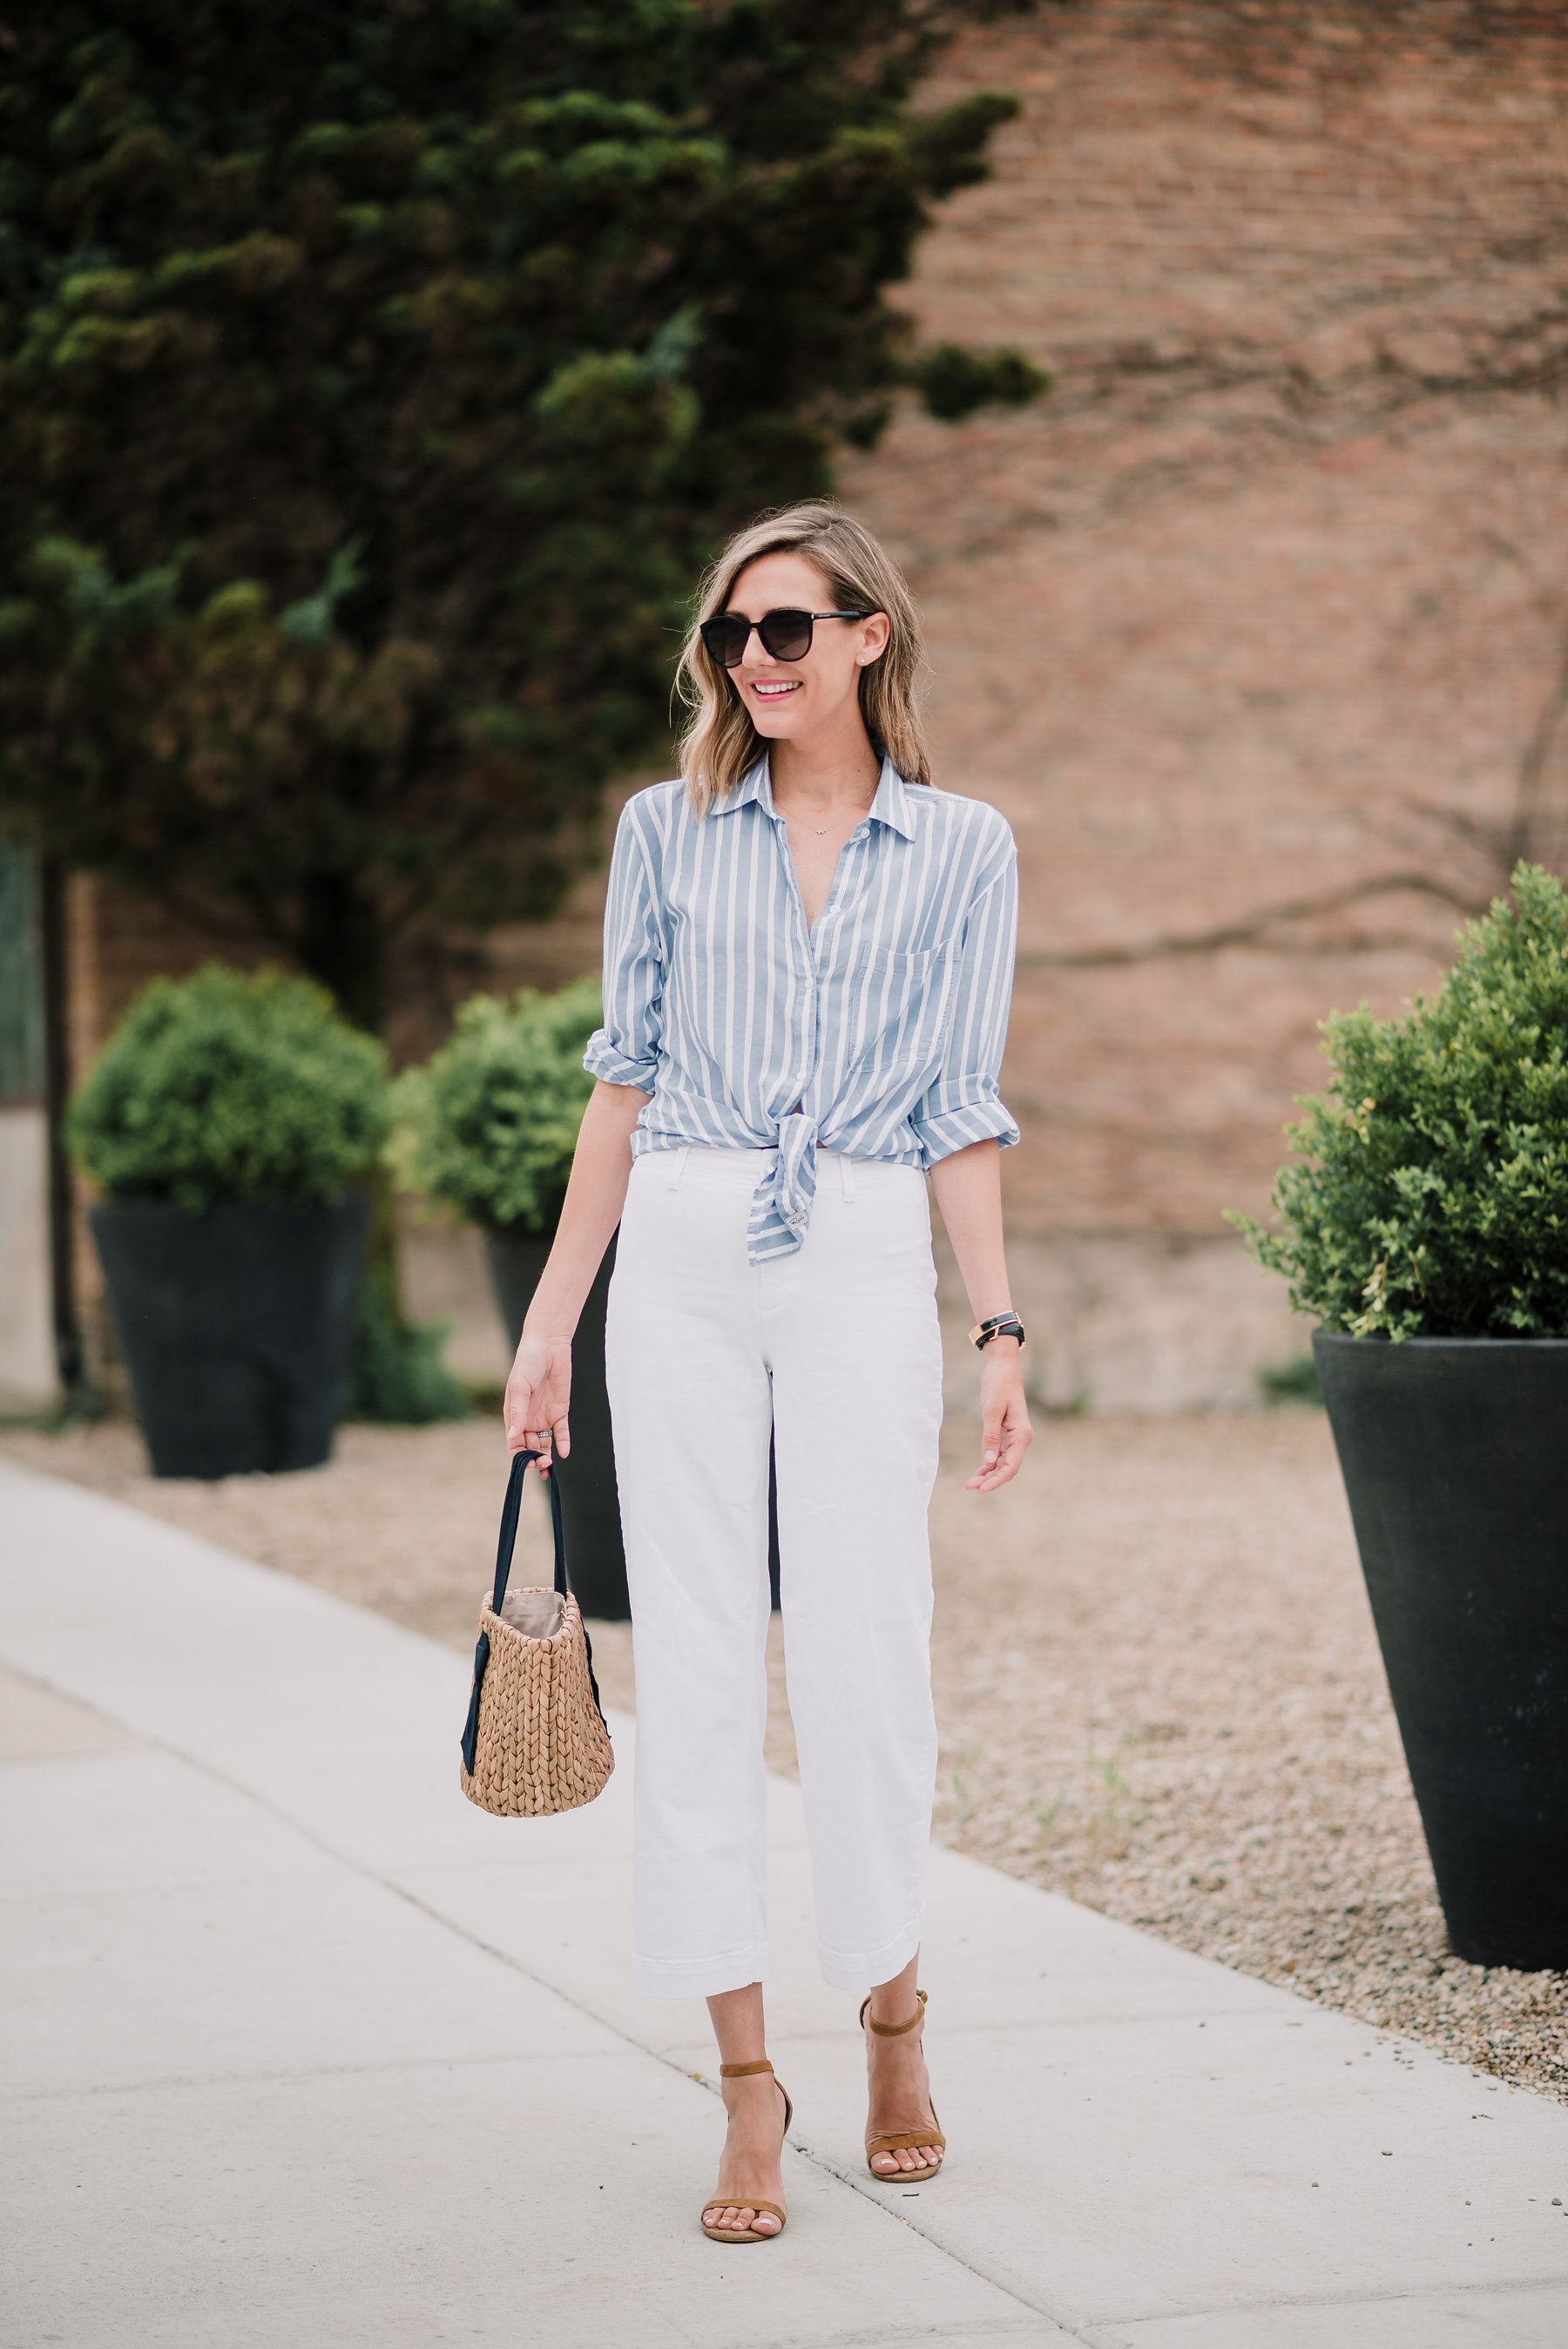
3,1459,1567,2348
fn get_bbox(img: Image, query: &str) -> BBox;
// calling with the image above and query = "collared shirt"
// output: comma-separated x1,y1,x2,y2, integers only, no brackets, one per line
584,755,1020,1263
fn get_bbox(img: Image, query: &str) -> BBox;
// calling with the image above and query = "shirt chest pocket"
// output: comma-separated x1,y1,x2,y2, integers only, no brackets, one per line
843,940,959,1078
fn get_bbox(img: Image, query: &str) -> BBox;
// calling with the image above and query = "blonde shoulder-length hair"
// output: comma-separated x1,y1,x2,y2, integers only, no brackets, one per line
674,502,932,815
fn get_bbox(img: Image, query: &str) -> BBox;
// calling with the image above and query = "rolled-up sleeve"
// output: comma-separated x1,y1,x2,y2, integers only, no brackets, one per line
583,796,663,1091
909,848,1021,1166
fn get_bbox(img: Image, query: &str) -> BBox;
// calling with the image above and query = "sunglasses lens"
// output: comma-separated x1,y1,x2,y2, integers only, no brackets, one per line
758,610,813,662
701,616,750,668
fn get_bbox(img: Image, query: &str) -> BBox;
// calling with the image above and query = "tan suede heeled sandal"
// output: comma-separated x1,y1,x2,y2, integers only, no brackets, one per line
700,2060,793,2244
860,1987,946,2181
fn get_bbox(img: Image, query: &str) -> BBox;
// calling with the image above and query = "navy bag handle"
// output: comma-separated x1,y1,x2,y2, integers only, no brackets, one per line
460,1450,608,1776
493,1445,567,1615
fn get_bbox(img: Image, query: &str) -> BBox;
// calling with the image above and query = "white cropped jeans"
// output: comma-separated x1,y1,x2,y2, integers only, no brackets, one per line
605,1144,943,1998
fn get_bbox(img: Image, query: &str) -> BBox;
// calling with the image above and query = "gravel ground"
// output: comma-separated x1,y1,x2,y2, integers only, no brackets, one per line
6,1407,1564,2102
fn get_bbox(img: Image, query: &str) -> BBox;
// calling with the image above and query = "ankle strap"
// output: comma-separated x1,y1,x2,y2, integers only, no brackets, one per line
719,2059,774,2078
859,1987,928,2036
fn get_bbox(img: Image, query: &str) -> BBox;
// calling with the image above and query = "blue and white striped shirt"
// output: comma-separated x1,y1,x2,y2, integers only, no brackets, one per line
585,755,1020,1263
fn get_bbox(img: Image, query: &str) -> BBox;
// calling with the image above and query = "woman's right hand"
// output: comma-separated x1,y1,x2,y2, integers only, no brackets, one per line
504,1330,572,1468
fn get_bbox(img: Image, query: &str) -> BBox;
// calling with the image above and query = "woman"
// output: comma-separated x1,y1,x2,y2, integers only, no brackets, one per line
504,502,1031,2243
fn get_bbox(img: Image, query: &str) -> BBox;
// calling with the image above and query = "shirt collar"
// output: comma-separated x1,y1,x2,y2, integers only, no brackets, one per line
868,756,917,840
710,758,772,817
713,754,917,840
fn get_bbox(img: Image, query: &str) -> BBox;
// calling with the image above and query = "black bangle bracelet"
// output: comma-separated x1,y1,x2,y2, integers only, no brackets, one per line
973,1317,1025,1351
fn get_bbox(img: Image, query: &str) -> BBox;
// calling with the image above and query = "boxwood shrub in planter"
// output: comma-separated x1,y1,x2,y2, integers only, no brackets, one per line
70,964,389,1478
390,979,631,1617
1232,863,1568,1967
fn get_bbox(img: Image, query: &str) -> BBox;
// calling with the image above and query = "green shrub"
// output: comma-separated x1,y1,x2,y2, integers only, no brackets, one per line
68,963,390,1211
1256,1356,1323,1407
1230,863,1568,1338
341,1263,469,1426
389,977,601,1234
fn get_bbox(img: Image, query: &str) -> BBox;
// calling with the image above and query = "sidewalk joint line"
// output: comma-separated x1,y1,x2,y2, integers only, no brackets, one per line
1086,2271,1568,2328
0,2045,625,2109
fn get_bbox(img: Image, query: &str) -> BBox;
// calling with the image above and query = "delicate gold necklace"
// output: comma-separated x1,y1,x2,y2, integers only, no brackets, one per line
800,797,875,836
779,770,878,836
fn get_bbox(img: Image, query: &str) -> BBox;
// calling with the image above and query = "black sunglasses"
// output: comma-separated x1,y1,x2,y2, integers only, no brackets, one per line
700,607,866,669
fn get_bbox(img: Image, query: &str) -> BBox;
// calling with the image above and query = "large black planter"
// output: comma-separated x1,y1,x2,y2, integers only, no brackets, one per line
485,1229,630,1620
92,1194,370,1479
1314,1330,1568,1969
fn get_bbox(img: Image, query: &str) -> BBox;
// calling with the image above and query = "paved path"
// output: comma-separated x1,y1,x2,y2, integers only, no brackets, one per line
4,1458,1568,2347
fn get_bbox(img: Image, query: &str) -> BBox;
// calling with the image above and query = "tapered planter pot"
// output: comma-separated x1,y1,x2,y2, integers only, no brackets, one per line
485,1229,630,1620
1314,1330,1568,1969
92,1194,370,1479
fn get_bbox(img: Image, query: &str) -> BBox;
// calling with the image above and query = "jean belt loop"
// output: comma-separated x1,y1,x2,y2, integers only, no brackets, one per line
666,1144,691,1192
839,1150,856,1204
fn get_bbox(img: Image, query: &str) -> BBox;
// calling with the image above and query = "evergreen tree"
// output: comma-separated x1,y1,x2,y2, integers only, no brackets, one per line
0,1,1042,1027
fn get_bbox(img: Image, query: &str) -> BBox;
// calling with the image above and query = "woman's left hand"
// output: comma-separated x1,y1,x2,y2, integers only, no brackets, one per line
968,1338,1031,1493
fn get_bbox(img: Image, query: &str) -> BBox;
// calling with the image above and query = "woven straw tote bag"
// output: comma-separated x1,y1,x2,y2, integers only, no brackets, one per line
459,1448,614,1816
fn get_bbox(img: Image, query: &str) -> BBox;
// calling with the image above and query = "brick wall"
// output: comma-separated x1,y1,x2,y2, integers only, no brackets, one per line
832,0,1568,1237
